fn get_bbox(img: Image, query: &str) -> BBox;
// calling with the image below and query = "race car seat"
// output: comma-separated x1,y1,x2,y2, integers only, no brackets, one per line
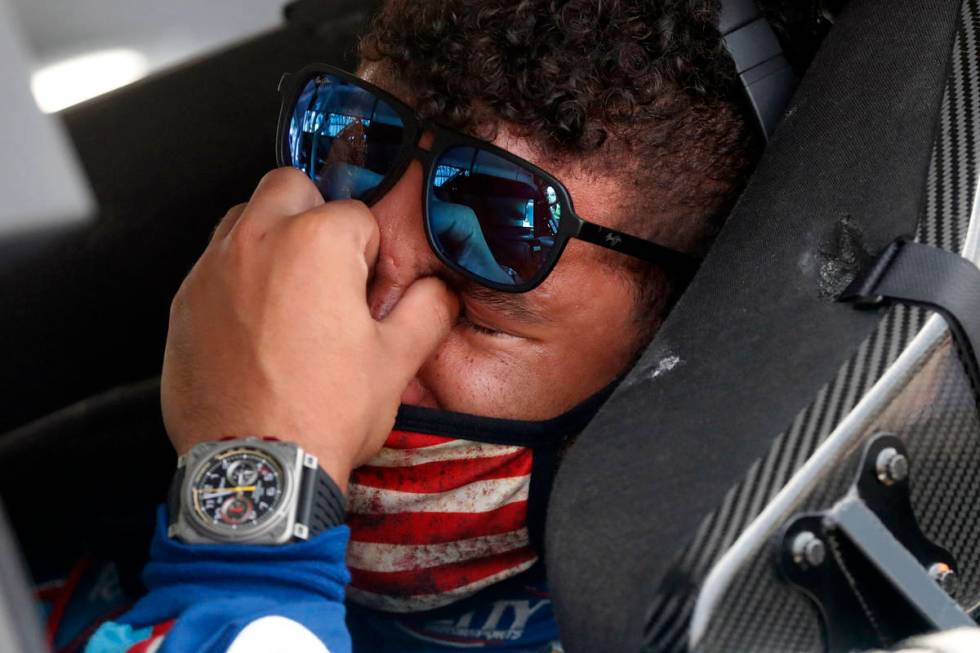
546,0,980,651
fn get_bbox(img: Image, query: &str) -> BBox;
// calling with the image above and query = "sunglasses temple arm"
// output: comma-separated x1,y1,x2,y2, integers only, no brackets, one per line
576,221,701,274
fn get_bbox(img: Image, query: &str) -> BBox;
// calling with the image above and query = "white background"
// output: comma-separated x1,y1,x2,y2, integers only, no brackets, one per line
10,0,284,74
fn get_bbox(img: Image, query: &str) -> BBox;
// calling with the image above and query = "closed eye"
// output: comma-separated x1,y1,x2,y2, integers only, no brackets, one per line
450,279,551,326
457,311,504,336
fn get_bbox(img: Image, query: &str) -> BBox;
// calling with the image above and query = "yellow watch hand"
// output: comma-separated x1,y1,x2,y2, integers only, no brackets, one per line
194,485,257,494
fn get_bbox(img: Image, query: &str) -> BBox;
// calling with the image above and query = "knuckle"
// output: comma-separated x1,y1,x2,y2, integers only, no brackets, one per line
256,167,321,208
335,200,379,243
224,226,252,256
219,203,247,229
259,166,309,191
293,200,377,247
219,203,245,223
330,198,371,214
169,285,188,322
286,209,332,243
225,214,260,252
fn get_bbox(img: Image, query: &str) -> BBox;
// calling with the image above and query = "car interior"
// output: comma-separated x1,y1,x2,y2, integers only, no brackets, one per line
2,0,980,651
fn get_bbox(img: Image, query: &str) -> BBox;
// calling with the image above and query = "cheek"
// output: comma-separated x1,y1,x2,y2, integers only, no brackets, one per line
413,250,648,420
418,307,639,421
419,333,542,418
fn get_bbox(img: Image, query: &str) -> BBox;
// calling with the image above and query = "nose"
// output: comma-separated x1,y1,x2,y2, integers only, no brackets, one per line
366,156,448,320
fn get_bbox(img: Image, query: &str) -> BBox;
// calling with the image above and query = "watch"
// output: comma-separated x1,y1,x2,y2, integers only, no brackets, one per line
167,437,346,545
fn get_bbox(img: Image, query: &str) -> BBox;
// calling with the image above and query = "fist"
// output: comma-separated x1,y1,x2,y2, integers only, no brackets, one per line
161,168,458,490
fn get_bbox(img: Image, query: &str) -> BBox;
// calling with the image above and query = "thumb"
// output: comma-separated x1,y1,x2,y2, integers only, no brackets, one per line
378,277,459,377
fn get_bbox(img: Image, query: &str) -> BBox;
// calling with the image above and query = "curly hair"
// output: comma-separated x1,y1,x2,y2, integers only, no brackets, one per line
360,0,758,253
359,0,761,342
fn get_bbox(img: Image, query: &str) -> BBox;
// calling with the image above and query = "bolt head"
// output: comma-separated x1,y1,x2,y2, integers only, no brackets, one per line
804,538,826,567
876,447,909,485
791,531,826,568
929,562,957,596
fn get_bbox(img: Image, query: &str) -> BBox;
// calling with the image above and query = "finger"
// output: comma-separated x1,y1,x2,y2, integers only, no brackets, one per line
292,199,381,288
210,203,246,243
333,200,381,279
378,277,460,375
235,167,325,232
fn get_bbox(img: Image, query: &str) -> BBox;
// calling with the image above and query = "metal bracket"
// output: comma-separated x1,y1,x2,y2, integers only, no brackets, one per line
779,434,973,652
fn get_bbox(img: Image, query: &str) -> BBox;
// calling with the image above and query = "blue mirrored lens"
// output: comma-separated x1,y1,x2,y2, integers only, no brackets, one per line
429,146,562,286
287,74,405,201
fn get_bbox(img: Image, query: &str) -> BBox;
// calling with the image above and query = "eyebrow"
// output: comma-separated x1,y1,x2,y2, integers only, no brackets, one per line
453,279,552,324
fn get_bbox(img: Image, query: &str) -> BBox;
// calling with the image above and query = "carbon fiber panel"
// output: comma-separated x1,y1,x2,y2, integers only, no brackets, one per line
644,0,980,649
696,337,980,651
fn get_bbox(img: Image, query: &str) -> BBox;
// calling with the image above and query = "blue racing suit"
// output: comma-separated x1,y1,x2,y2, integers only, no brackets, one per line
81,507,561,653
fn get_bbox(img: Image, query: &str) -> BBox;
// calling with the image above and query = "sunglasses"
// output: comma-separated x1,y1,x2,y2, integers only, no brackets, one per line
276,64,699,293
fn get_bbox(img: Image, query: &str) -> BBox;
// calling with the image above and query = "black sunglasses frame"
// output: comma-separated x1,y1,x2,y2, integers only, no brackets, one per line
276,63,699,293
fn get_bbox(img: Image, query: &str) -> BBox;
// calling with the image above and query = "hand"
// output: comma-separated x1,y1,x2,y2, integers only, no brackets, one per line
161,168,459,491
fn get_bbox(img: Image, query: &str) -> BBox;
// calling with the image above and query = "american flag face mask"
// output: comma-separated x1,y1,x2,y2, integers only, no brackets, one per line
344,393,611,613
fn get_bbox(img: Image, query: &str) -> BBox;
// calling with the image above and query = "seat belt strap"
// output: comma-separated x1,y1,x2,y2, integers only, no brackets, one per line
840,238,980,395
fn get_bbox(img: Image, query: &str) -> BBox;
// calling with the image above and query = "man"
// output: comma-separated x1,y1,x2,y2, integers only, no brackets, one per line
84,0,756,650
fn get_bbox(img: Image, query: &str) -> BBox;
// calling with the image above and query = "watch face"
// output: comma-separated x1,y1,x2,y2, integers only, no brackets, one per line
190,446,286,530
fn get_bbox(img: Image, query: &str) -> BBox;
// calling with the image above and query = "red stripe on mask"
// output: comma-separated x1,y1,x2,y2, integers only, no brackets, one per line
351,451,532,494
384,430,456,449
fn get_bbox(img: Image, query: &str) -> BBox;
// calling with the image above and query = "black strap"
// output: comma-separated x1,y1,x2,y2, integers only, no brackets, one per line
840,238,980,398
719,0,797,140
166,465,185,532
297,463,347,538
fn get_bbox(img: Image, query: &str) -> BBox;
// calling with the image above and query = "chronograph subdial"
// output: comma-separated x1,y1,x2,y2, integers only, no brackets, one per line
191,447,285,529
219,495,255,524
227,459,259,486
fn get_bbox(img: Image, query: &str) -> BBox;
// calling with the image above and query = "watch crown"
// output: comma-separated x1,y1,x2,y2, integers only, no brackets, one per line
303,453,319,469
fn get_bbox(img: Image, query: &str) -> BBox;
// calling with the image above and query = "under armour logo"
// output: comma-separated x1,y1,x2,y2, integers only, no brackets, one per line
604,233,622,248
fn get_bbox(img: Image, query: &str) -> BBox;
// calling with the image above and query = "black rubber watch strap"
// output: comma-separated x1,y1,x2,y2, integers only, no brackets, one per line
167,465,186,530
297,464,346,539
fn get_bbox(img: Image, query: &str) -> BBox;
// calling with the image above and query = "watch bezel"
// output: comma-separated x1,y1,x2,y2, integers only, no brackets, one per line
176,438,305,545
